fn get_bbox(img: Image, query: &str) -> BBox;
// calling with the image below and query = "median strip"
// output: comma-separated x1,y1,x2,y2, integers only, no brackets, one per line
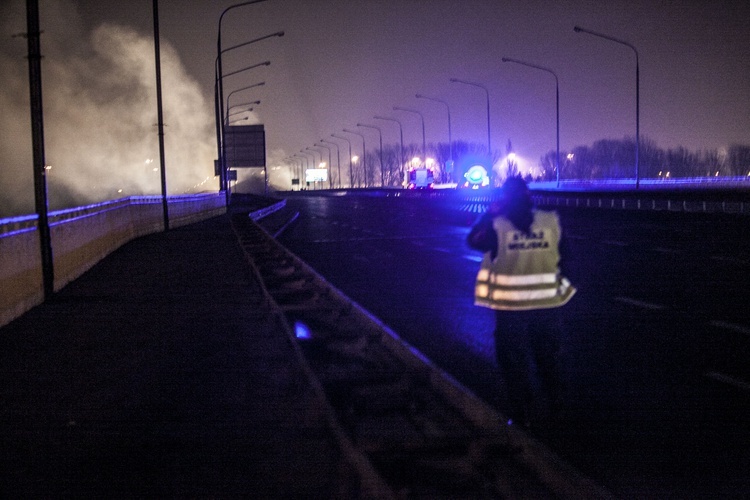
705,371,750,392
614,296,666,310
709,320,750,337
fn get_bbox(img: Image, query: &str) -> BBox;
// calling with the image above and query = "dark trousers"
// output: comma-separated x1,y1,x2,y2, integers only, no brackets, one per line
494,307,564,424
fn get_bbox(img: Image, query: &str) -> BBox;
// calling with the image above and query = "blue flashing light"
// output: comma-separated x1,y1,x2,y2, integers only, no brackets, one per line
294,321,312,340
463,165,489,188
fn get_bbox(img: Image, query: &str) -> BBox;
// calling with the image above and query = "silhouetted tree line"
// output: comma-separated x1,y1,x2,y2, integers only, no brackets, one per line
539,137,750,181
350,140,499,187
333,136,750,188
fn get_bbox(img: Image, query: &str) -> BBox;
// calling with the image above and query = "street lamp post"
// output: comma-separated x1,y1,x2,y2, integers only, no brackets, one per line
214,57,271,198
343,129,366,188
314,144,332,189
416,93,453,182
305,147,321,169
301,149,316,189
574,25,640,188
450,78,492,181
320,139,341,189
220,61,270,116
227,100,260,118
393,106,426,166
226,81,264,113
25,0,54,298
293,156,304,189
357,124,384,187
292,154,306,187
218,29,281,122
216,5,283,200
294,153,307,185
216,0,268,196
331,134,354,189
227,116,250,125
295,156,305,190
502,57,560,187
374,116,404,186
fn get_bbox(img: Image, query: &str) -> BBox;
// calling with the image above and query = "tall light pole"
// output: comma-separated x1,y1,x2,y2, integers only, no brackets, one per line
216,0,268,197
313,144,332,189
298,151,311,171
294,153,308,185
331,134,354,188
320,139,341,189
218,31,281,120
357,124,384,187
374,116,404,186
220,61,270,115
24,0,53,298
502,57,560,187
305,147,321,168
216,12,283,200
574,25,640,188
228,116,250,125
343,129,366,188
450,77,491,166
300,150,316,189
293,156,304,189
292,153,306,187
148,0,171,233
215,57,271,198
227,100,260,118
416,93,453,182
226,81,264,114
393,106,426,166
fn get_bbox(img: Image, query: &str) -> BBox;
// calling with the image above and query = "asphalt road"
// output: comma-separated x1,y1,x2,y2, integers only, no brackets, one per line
276,191,750,498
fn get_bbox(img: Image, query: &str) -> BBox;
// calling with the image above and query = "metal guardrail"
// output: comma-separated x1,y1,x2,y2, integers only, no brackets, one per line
286,186,749,215
237,205,613,499
532,195,748,215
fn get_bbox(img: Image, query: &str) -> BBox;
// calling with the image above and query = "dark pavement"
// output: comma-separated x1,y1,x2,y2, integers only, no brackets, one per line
0,195,364,498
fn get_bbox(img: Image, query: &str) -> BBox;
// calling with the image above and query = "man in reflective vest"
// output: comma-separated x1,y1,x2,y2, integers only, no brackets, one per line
467,176,576,428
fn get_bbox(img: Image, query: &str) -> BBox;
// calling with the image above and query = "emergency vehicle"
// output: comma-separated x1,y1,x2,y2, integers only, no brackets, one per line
406,166,435,189
459,164,490,189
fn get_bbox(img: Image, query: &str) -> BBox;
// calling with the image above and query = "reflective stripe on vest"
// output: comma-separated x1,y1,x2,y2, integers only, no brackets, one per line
474,275,575,310
476,269,557,286
473,210,576,311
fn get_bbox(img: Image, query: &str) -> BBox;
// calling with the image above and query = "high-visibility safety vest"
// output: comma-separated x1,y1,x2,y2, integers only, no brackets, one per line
474,209,576,311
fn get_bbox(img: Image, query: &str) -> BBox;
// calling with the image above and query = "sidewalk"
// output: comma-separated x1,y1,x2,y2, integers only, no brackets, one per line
0,196,351,497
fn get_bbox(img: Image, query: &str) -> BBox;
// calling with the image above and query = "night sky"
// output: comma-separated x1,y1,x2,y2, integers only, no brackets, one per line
1,0,749,214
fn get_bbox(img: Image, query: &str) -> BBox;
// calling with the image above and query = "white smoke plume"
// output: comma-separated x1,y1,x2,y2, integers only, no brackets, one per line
0,0,216,218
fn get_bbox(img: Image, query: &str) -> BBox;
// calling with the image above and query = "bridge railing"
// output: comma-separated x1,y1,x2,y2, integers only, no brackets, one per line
0,193,226,328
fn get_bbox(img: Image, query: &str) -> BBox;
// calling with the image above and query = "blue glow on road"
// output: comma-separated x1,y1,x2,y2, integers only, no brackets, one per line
294,321,312,339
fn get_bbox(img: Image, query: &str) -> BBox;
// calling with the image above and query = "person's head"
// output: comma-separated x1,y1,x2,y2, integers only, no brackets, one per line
501,176,531,206
501,176,533,232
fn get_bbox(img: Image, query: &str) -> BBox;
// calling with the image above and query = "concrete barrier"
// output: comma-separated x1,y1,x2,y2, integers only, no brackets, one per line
0,193,226,328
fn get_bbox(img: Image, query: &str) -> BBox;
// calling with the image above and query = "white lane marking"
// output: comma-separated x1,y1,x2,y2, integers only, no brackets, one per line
614,296,666,310
711,255,750,266
710,320,750,337
602,240,628,247
705,372,750,392
653,247,681,254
